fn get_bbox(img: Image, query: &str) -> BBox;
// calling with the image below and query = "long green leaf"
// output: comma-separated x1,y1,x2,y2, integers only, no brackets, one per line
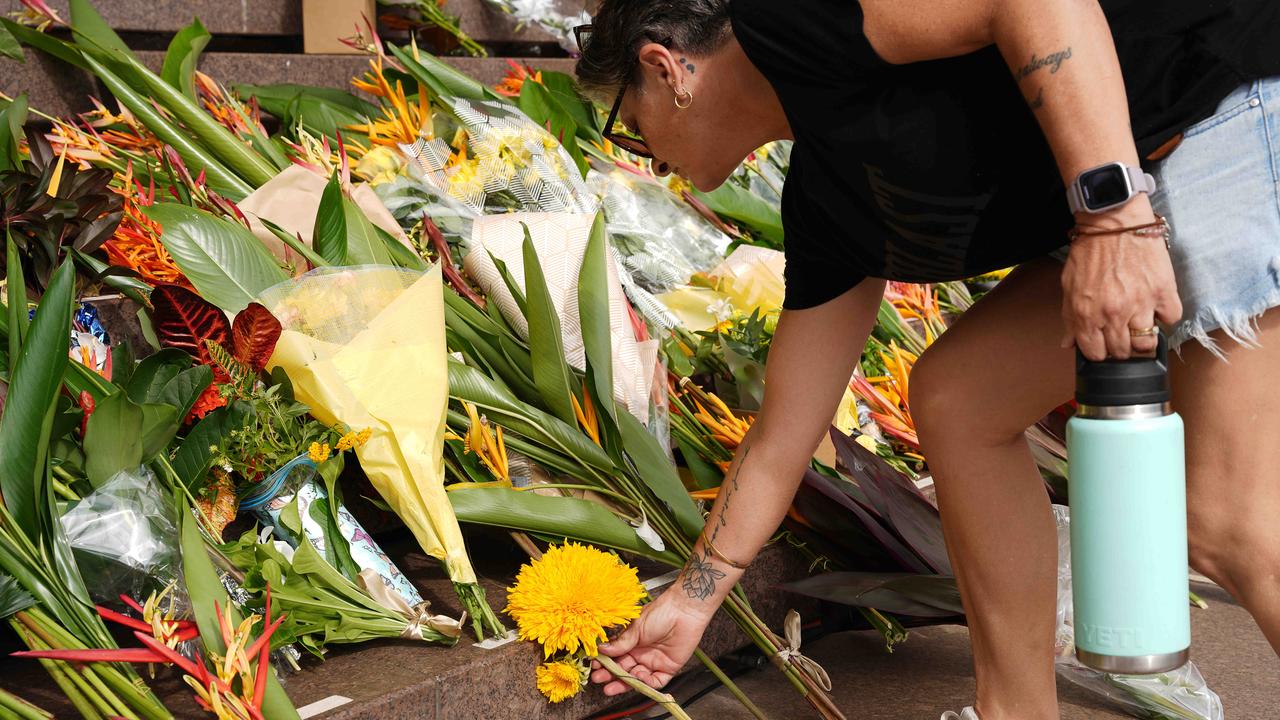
577,212,617,425
0,93,28,172
145,202,288,312
67,248,151,305
260,218,329,269
6,227,28,378
340,197,394,266
540,71,601,142
68,0,138,62
387,44,503,104
0,19,20,61
0,19,87,70
616,410,703,540
311,174,347,265
171,402,250,489
181,510,300,719
692,183,784,246
81,54,252,200
235,84,377,140
160,18,210,100
449,487,681,566
373,223,426,270
104,49,277,187
518,81,588,177
521,226,578,427
0,261,72,537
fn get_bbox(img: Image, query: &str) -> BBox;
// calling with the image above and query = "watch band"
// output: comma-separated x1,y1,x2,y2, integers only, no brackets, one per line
1067,163,1158,214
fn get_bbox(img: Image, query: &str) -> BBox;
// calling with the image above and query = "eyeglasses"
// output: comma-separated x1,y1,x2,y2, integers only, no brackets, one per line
575,23,656,159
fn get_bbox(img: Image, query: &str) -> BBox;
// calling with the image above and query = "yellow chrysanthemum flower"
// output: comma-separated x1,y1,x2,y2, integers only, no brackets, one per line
535,660,584,703
308,442,331,464
505,543,646,658
336,427,374,453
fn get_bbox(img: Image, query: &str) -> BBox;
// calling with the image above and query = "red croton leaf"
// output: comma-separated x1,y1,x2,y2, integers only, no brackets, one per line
231,303,282,371
149,284,231,372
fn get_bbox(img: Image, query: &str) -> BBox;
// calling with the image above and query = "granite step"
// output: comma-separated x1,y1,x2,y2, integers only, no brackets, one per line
1,48,576,118
0,0,557,42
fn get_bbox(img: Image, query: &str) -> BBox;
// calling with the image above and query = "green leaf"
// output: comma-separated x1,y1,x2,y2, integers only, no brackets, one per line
160,18,210,100
521,226,578,427
449,487,682,566
146,202,288,312
68,248,152,304
387,44,503,105
315,454,359,581
675,434,723,491
312,173,347,265
373,223,427,270
485,249,528,319
156,365,213,421
125,348,191,404
692,183,784,246
0,19,87,70
235,84,377,140
541,71,601,142
109,341,136,389
0,19,21,61
0,261,73,537
0,93,28,172
279,495,303,538
6,227,28,377
181,509,301,719
616,410,703,540
83,392,143,487
341,197,394,266
577,213,617,425
139,402,179,460
68,0,139,62
172,402,250,489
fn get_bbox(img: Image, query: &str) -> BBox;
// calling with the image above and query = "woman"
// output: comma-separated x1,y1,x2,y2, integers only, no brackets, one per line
574,1,1280,718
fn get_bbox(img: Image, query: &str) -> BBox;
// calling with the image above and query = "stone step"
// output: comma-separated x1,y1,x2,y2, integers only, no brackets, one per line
0,0,558,42
2,48,577,118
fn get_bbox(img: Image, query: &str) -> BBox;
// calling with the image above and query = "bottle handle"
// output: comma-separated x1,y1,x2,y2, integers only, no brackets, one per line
1075,330,1168,372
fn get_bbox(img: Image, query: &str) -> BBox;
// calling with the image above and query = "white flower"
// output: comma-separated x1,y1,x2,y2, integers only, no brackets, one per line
707,298,735,323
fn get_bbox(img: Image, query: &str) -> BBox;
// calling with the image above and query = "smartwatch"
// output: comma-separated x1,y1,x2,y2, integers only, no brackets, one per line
1067,162,1157,214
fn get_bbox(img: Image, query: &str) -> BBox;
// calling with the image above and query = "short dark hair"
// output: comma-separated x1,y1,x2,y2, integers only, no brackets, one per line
575,0,732,104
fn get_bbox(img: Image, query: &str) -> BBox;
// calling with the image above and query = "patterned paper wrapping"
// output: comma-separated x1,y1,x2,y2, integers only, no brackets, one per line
241,455,424,607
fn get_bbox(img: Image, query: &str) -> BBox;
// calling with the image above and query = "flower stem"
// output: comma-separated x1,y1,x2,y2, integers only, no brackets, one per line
594,654,693,720
0,687,53,720
692,648,768,720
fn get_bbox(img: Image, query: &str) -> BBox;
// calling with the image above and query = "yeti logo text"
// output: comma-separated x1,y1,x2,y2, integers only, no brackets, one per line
1080,623,1144,649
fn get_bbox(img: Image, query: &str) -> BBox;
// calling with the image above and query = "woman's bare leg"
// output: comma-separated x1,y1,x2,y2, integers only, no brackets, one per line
911,259,1075,720
1173,308,1280,653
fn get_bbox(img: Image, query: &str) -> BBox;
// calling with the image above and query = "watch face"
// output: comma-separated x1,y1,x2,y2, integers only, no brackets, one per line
1080,164,1131,210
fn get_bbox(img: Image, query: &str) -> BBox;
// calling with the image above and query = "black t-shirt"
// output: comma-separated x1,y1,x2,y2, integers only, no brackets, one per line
729,0,1280,309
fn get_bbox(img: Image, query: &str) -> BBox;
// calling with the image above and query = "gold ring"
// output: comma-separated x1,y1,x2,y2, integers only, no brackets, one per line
1129,326,1159,338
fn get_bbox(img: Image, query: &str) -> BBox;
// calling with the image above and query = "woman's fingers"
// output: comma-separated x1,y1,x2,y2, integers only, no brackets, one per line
1128,308,1159,355
599,623,640,657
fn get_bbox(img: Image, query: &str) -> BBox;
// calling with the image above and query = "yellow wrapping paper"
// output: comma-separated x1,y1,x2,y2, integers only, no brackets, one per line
656,245,786,332
262,265,476,585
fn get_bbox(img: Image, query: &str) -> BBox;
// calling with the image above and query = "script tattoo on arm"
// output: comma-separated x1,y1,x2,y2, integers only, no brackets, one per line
1015,47,1071,112
681,446,751,602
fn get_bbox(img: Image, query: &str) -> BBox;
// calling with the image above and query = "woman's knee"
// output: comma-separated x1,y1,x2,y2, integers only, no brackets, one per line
911,349,1026,449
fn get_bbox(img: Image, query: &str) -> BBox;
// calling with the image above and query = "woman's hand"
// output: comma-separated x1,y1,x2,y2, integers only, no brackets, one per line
589,590,714,696
1060,204,1183,360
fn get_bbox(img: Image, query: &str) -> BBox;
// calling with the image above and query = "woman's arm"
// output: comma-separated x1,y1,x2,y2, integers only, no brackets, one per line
861,0,1183,360
593,278,884,695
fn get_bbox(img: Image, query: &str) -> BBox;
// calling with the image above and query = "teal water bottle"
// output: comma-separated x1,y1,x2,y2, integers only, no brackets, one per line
1067,335,1190,673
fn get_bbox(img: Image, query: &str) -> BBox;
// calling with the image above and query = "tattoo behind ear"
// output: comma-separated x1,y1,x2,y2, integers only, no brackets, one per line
679,56,695,74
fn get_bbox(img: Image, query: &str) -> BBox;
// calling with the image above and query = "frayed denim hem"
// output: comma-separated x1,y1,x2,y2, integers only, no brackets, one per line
1167,256,1280,361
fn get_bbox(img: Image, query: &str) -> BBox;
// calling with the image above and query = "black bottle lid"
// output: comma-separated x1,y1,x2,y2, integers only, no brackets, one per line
1075,333,1170,406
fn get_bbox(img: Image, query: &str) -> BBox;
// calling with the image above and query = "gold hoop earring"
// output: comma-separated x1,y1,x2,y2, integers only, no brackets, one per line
674,88,693,109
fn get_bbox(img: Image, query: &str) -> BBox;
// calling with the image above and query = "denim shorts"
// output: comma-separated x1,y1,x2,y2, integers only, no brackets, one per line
1056,76,1280,358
